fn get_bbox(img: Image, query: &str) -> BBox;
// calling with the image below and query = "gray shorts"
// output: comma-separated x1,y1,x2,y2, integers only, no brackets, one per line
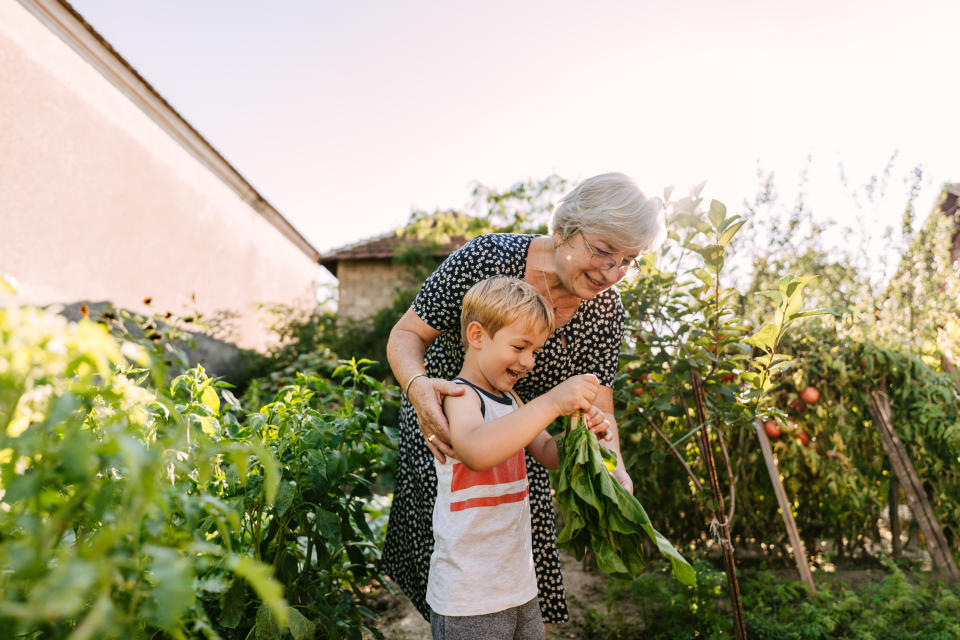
430,597,544,640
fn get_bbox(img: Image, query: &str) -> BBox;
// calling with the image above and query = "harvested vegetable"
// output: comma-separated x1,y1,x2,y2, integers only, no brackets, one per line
555,414,696,585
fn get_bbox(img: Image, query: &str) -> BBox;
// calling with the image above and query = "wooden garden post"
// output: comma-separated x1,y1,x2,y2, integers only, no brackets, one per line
889,476,902,559
753,420,817,593
867,388,960,580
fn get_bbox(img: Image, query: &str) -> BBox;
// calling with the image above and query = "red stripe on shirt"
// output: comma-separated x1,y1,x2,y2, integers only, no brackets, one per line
449,488,528,512
450,450,527,492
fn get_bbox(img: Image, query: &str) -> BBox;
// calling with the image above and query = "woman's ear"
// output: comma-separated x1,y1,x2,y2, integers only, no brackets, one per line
552,229,563,249
465,321,486,350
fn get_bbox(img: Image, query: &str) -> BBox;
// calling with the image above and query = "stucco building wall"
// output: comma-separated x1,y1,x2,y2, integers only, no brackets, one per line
0,0,320,352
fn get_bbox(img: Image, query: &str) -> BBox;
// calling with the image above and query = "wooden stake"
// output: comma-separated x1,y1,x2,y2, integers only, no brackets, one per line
754,420,817,593
889,475,902,559
867,389,959,580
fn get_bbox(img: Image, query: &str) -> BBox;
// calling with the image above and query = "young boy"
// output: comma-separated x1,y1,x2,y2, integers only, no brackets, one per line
426,276,610,640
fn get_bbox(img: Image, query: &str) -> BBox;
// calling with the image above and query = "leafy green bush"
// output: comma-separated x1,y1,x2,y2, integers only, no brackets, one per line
0,308,397,639
214,359,397,639
0,307,284,638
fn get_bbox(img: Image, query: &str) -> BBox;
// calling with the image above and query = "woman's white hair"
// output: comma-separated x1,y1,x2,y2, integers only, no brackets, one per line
550,172,666,253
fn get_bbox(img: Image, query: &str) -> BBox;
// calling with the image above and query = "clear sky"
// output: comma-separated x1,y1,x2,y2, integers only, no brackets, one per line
70,0,957,265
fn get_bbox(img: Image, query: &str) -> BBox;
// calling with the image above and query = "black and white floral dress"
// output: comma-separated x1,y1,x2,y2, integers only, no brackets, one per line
381,233,625,623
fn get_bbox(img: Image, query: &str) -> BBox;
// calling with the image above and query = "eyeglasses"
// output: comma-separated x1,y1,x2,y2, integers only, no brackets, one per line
578,231,640,274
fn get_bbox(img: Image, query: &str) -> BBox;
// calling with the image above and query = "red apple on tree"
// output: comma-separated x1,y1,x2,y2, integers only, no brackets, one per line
800,386,820,405
763,421,781,438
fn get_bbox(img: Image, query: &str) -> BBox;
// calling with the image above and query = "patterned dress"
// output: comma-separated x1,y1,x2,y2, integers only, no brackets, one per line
381,233,625,623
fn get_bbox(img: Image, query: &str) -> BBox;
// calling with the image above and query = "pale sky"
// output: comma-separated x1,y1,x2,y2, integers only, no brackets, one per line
70,0,958,268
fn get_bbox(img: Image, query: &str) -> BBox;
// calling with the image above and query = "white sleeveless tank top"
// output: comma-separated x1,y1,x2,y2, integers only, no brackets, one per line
425,378,539,616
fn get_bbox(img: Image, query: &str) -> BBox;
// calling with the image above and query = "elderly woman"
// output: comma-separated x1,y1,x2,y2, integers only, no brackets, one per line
382,172,666,624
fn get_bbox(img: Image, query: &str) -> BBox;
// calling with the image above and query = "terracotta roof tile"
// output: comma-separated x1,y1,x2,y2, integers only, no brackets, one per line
319,229,468,277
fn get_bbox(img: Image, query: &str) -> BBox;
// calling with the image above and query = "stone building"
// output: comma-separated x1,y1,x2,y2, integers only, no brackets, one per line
0,0,322,354
319,230,465,321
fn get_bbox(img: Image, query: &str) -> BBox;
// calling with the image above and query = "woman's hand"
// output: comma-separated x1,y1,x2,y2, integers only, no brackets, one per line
583,404,612,442
585,404,633,492
407,375,464,463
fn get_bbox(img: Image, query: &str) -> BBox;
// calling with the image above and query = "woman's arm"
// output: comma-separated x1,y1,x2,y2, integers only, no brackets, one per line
386,308,465,462
593,385,634,493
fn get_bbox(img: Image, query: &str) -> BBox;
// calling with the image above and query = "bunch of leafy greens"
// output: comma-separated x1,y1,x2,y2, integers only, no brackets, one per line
555,414,696,586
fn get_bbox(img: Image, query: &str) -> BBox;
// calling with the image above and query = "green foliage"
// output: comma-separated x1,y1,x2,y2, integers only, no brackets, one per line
616,168,960,570
576,559,960,639
209,357,396,639
555,416,695,585
0,307,397,639
615,185,826,547
751,326,960,560
0,307,282,638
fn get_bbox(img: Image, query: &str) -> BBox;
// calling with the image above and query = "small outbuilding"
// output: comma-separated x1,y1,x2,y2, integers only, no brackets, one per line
319,229,466,321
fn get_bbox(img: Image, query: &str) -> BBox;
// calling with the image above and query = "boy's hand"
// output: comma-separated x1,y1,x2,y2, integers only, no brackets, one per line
549,374,601,416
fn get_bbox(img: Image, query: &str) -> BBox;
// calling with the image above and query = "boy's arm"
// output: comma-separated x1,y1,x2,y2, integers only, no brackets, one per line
445,392,565,471
445,375,599,471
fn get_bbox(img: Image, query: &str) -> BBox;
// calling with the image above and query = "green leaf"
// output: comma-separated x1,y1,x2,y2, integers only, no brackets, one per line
198,416,219,436
593,536,629,575
719,219,747,247
708,199,726,229
253,603,283,640
787,308,836,322
274,481,295,517
780,274,815,299
287,607,316,640
640,524,697,586
693,268,715,288
144,546,195,631
250,442,280,506
231,556,287,627
201,386,220,415
745,324,778,351
25,559,97,619
756,290,784,306
693,244,725,272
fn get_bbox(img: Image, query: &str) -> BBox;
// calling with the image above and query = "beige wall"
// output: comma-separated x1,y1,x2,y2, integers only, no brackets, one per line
337,261,407,321
0,0,321,351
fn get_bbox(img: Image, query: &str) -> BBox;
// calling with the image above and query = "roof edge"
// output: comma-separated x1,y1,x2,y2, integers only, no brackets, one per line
18,0,320,263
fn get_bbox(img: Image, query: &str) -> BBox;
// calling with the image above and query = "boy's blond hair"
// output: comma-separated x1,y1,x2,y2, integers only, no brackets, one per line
460,276,555,348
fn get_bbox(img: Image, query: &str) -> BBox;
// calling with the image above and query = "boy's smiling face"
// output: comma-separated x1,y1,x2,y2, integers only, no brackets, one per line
465,318,550,394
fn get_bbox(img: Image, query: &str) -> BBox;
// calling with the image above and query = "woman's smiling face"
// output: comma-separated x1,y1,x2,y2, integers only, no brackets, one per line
554,230,638,299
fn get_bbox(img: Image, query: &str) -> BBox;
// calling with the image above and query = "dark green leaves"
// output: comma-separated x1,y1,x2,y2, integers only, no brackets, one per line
555,416,695,586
